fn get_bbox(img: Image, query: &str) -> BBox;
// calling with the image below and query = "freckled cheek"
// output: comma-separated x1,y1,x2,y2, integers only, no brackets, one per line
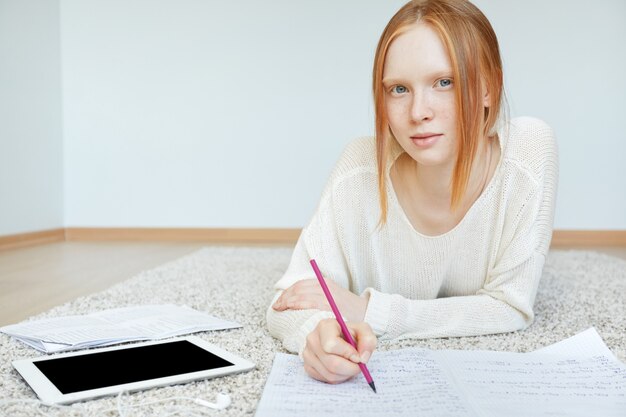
439,110,455,131
431,97,456,120
385,102,411,130
436,104,458,151
430,95,453,110
440,104,455,118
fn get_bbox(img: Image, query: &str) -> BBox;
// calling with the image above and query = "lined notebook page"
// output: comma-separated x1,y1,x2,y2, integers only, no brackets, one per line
255,349,478,417
441,348,626,417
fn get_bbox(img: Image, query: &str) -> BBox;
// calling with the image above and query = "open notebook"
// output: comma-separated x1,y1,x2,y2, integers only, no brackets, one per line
255,328,626,417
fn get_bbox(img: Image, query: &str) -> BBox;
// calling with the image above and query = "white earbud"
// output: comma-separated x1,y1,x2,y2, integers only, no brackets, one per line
194,392,231,410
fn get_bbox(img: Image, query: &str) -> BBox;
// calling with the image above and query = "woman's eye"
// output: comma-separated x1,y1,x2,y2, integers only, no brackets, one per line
391,85,408,94
437,78,453,88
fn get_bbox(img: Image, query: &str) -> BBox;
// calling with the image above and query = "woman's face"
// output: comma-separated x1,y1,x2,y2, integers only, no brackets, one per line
383,22,458,169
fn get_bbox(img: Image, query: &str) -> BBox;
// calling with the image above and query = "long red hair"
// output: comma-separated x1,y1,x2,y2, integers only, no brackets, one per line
373,0,505,223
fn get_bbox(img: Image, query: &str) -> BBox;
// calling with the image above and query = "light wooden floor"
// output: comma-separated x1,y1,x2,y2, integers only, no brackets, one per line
0,241,624,327
0,242,208,326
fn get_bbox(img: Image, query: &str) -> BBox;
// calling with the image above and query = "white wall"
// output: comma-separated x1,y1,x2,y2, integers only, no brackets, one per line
3,1,625,233
475,0,626,228
0,0,64,236
61,0,406,228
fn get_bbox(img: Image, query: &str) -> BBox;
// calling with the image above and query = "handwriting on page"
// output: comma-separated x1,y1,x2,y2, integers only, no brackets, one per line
441,350,626,417
255,350,478,417
256,329,626,417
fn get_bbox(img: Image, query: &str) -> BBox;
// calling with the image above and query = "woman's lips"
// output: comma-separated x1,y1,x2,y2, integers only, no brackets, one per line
410,133,442,148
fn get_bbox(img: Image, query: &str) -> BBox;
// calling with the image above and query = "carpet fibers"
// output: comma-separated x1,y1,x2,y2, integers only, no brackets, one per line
1,247,624,416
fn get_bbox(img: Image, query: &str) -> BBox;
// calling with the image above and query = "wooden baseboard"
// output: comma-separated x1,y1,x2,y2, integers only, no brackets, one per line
0,228,66,251
64,227,302,244
2,228,625,251
550,230,626,247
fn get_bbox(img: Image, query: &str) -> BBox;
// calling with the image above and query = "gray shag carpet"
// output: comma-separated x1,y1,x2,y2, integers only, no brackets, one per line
1,247,625,416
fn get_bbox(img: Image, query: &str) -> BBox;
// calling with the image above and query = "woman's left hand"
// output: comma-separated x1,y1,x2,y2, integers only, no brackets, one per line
272,278,368,323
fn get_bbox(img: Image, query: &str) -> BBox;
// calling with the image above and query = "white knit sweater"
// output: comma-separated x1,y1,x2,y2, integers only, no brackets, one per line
267,117,559,354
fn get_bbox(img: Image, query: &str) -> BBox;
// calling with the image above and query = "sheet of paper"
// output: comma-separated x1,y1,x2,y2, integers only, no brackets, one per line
0,304,241,353
531,327,614,356
255,328,626,417
440,349,626,417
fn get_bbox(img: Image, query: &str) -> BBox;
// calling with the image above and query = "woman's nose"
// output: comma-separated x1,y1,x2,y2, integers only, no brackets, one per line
410,92,433,122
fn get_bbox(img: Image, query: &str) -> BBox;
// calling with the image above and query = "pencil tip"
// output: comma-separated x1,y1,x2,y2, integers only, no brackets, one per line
369,381,377,393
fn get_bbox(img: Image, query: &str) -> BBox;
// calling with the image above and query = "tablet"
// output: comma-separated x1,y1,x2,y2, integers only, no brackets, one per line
12,336,255,405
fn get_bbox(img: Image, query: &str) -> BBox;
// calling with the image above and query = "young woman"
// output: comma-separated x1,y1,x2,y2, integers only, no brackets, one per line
267,0,558,385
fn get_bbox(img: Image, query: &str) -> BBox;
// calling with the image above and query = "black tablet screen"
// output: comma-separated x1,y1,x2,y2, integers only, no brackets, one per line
33,340,234,394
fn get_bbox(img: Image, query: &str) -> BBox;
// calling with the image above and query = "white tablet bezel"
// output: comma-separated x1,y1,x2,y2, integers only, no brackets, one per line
12,336,255,405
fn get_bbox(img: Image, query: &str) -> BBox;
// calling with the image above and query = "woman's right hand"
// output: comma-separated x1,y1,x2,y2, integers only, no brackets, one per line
302,318,377,384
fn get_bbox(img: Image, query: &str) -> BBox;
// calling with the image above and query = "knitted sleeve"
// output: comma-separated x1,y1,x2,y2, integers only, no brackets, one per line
264,222,341,354
264,235,336,354
364,119,559,340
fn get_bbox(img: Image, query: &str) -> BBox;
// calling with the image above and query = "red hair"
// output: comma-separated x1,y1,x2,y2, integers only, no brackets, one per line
373,0,505,223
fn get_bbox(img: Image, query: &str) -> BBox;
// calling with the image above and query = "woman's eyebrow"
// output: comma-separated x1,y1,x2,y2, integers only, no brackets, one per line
382,77,405,86
382,71,453,86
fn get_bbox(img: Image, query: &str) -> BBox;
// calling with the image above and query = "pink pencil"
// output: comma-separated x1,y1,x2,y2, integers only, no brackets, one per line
309,259,377,393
